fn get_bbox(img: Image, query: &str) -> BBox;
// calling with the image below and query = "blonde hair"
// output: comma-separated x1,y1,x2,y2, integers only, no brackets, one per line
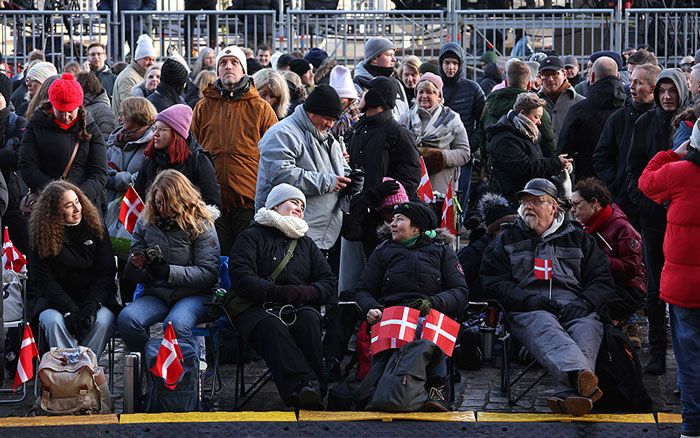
399,55,421,76
194,70,217,98
416,79,442,99
252,69,290,119
29,181,104,258
142,169,215,239
120,96,157,127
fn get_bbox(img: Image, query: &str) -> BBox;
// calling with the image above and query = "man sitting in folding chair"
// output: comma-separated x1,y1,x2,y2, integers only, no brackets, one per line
480,178,615,417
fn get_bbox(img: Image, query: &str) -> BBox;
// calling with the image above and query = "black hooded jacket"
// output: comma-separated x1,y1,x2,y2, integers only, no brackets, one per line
147,81,186,113
556,75,627,180
478,63,502,97
439,42,486,145
627,69,691,232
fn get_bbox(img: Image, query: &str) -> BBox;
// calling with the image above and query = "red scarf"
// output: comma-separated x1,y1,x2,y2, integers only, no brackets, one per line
585,204,613,234
53,117,79,131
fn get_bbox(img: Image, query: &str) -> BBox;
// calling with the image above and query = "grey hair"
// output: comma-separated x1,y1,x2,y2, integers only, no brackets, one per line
513,92,546,113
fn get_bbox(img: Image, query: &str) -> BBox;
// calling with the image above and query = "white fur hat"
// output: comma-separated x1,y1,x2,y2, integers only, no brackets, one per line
329,65,358,100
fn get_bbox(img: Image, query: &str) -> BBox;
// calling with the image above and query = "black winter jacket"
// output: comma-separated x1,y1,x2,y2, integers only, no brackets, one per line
29,222,117,319
627,68,691,232
19,107,108,207
147,82,186,113
556,75,627,180
344,110,421,255
480,217,615,312
478,63,501,97
592,101,653,220
485,111,562,204
439,42,486,145
134,135,221,207
94,65,117,98
354,230,469,318
230,223,337,307
0,109,28,209
457,234,492,302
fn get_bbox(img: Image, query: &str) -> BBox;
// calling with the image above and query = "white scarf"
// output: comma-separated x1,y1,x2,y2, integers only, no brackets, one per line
254,208,309,239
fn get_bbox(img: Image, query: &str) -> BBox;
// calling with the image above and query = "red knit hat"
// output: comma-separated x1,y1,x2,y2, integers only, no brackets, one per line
48,73,84,112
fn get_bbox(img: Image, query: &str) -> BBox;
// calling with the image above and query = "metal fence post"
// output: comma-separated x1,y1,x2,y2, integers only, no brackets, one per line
614,0,623,53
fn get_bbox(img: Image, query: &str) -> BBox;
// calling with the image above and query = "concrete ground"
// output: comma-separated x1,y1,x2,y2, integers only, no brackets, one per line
0,315,680,418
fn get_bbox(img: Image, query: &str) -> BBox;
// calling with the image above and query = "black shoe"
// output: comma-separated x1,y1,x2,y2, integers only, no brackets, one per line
298,383,325,411
323,357,341,382
423,386,450,412
644,356,666,375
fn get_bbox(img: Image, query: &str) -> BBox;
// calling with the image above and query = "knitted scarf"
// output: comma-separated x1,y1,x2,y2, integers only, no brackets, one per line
511,111,541,144
254,208,309,239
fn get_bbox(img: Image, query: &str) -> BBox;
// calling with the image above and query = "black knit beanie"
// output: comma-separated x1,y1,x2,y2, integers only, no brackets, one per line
161,58,189,91
290,59,312,77
363,76,397,110
394,202,437,232
303,84,342,120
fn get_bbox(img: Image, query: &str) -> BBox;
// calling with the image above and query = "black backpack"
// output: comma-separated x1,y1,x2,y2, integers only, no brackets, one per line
144,337,201,413
595,324,652,412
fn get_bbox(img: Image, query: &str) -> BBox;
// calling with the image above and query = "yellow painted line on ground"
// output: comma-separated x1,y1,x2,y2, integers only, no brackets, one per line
0,414,119,427
298,410,475,422
119,411,296,424
657,413,682,423
476,412,657,423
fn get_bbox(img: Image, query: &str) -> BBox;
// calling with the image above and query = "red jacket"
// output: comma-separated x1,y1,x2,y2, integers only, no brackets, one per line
639,149,700,308
587,205,646,295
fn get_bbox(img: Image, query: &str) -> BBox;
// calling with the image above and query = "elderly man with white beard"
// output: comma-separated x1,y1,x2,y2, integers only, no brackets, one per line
480,178,615,417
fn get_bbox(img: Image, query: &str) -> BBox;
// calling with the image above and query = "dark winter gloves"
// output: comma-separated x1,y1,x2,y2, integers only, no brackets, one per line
366,180,400,206
64,312,82,338
64,299,101,339
148,260,170,282
409,298,433,316
559,298,594,324
419,147,447,175
269,285,319,305
523,295,562,315
340,168,365,198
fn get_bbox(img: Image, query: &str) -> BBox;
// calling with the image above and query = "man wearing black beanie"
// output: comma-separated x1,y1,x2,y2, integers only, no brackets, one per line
147,58,189,112
290,59,315,90
257,84,351,253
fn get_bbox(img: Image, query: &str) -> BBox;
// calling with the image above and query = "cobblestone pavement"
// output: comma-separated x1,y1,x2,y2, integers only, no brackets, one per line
0,316,680,417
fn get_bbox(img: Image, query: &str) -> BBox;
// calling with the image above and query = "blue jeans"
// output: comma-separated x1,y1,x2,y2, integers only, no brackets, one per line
39,307,115,358
117,295,210,354
671,305,700,436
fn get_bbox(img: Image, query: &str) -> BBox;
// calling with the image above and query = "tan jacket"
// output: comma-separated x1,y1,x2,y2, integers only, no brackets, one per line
192,81,277,210
112,61,145,117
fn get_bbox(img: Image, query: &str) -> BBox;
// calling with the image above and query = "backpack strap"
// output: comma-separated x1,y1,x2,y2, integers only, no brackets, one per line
269,239,297,282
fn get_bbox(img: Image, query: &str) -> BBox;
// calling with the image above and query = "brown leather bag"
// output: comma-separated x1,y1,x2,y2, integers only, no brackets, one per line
20,141,80,215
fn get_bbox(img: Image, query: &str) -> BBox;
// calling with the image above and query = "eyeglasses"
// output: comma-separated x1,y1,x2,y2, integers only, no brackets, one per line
88,52,105,57
153,126,171,134
519,198,550,207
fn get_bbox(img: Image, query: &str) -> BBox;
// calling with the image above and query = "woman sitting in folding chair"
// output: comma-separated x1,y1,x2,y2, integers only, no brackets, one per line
117,169,220,355
227,183,336,411
354,201,469,411
29,180,117,358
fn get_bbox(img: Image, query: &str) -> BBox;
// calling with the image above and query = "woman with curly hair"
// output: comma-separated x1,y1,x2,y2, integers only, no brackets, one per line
118,169,220,354
29,180,117,358
19,73,108,210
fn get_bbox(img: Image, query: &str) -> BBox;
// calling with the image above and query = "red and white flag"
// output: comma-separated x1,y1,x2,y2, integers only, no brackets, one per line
370,323,407,355
13,323,39,391
378,306,420,343
2,227,26,273
440,178,456,235
421,309,460,357
534,257,554,280
417,157,434,203
150,322,184,390
119,186,144,234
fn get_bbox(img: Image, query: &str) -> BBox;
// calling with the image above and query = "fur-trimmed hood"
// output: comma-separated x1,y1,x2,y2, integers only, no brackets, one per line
205,204,221,221
376,222,456,245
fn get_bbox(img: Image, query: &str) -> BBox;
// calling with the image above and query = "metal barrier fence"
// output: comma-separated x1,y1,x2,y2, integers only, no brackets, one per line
0,10,111,68
286,9,448,65
1,8,699,72
455,9,618,79
625,8,700,68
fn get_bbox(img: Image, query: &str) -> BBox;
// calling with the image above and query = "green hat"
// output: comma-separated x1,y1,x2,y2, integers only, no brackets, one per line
480,51,498,65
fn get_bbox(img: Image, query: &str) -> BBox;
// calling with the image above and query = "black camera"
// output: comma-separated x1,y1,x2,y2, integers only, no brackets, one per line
132,245,164,265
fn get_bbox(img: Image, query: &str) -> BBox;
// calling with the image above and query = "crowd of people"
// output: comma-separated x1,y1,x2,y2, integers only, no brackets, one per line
1,32,700,434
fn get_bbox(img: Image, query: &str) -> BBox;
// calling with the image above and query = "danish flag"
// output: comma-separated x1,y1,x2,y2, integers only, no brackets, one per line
150,322,184,390
378,306,420,343
13,323,39,391
119,185,144,234
417,157,435,203
440,178,456,235
421,309,460,357
370,322,407,355
534,257,554,280
3,227,26,273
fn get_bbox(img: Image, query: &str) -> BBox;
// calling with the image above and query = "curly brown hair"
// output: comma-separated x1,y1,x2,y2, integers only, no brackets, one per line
29,181,104,258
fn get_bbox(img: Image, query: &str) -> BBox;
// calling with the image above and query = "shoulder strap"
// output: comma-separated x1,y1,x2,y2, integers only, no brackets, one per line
62,142,80,179
269,239,297,282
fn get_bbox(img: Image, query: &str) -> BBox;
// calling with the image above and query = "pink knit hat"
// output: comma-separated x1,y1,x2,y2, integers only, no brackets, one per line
378,177,409,210
417,72,444,94
155,104,192,139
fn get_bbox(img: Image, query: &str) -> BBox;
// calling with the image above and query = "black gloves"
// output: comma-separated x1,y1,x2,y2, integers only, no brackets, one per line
64,312,82,338
148,260,170,282
366,180,400,207
523,295,562,315
269,285,319,305
340,168,365,198
559,298,593,324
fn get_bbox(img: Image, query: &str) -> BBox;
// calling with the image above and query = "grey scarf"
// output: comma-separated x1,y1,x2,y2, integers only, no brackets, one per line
511,110,541,144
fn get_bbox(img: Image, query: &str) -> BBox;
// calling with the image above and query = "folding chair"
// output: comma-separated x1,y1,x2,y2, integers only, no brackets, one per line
0,274,28,403
232,333,272,411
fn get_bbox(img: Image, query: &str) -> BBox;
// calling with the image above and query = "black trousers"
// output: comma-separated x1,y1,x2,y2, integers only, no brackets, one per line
641,227,667,357
322,290,360,362
216,207,254,258
245,308,325,405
